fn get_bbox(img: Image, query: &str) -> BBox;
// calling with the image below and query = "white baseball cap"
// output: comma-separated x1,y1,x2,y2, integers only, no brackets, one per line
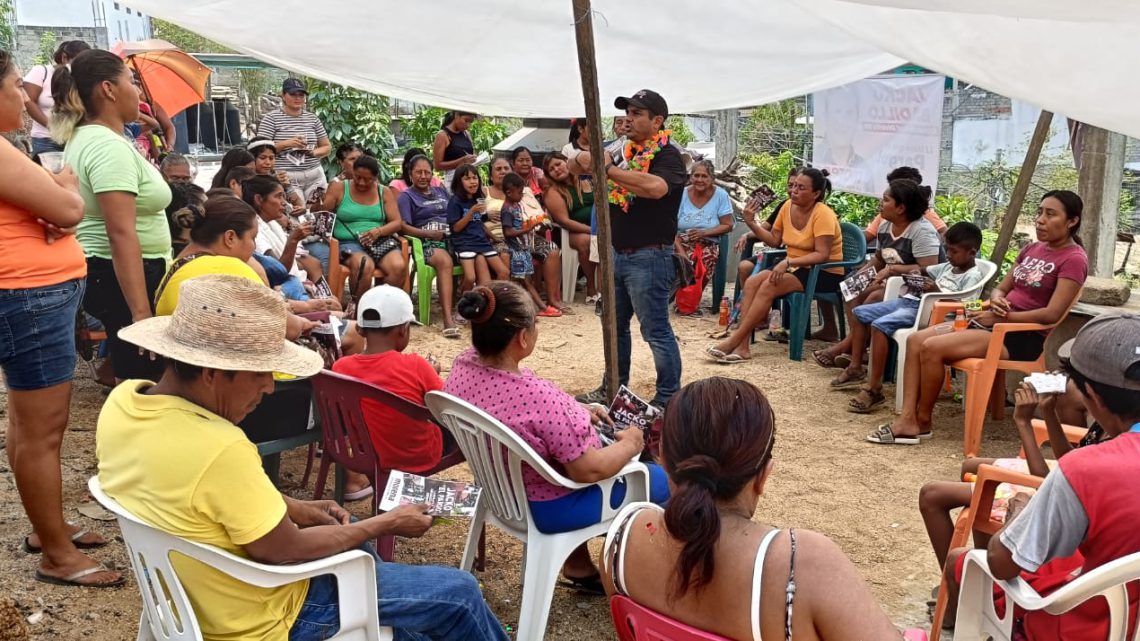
357,285,421,329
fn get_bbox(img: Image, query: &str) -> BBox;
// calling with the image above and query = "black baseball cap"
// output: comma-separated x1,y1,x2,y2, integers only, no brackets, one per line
282,78,308,95
615,89,668,120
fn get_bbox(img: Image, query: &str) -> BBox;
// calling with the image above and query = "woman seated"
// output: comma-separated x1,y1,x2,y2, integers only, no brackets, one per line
248,136,305,211
867,190,1088,445
445,282,669,593
389,147,444,193
707,168,844,363
318,155,407,301
675,159,733,309
397,154,459,336
600,377,902,639
511,146,546,201
331,141,365,183
543,152,596,300
209,147,255,190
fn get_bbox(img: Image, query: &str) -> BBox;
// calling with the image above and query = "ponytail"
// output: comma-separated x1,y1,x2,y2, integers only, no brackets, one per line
441,111,455,129
49,49,126,144
49,65,84,143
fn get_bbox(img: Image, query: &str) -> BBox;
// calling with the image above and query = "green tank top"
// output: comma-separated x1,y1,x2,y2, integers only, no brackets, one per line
568,176,595,225
334,185,385,242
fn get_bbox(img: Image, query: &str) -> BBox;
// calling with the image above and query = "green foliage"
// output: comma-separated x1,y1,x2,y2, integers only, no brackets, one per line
743,150,797,191
152,19,232,53
0,0,13,50
665,116,695,147
305,81,396,178
739,99,809,159
828,191,880,227
401,106,518,157
32,31,55,65
981,229,1021,280
934,194,974,226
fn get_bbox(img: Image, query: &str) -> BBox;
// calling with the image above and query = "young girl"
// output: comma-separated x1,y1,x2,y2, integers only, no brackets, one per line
499,173,563,317
447,165,507,292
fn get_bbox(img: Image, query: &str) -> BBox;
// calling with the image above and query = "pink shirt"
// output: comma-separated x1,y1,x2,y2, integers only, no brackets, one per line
444,348,599,501
1006,242,1088,313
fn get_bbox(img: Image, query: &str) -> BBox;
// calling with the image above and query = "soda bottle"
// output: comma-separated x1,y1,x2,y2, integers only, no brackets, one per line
718,296,730,327
769,307,782,333
953,307,967,332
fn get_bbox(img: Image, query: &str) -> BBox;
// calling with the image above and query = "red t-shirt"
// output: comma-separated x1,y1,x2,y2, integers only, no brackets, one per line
331,351,445,473
1005,242,1088,312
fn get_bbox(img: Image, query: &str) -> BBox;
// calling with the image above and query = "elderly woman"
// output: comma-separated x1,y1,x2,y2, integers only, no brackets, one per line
600,377,903,639
389,147,444,193
675,159,734,306
445,282,669,593
511,146,546,200
332,142,366,182
248,136,306,211
397,154,459,336
0,49,123,588
543,152,597,300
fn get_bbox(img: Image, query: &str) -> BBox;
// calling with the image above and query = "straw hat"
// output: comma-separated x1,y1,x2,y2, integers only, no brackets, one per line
118,275,323,377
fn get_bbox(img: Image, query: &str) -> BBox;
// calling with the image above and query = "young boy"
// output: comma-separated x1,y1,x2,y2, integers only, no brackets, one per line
331,285,454,487
499,172,561,317
844,222,987,414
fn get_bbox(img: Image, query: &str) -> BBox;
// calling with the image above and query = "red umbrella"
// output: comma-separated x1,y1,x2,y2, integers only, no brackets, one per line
112,39,211,116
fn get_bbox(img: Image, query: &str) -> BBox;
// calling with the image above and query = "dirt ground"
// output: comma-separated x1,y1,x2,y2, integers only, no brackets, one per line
0,295,1029,640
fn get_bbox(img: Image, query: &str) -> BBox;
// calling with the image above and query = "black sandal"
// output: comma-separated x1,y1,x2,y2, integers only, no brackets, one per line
557,573,607,596
847,388,885,413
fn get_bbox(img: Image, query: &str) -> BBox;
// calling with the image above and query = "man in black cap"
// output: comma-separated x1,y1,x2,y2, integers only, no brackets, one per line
573,89,687,407
256,78,332,202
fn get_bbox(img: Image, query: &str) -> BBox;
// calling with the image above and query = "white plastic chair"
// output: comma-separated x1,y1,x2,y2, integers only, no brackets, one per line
424,391,650,641
885,259,997,412
955,548,1140,640
88,477,392,641
561,226,580,303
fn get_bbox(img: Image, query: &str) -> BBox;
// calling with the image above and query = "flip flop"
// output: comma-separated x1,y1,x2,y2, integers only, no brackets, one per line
811,350,838,368
834,354,853,369
442,327,461,339
717,354,751,364
706,347,728,360
344,485,374,502
830,369,866,390
847,388,886,413
865,423,920,445
537,306,562,318
557,573,606,596
23,529,108,554
35,565,125,588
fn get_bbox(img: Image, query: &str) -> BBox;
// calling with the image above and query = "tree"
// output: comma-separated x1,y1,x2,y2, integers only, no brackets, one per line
32,31,55,65
401,106,518,157
305,81,396,177
0,0,13,51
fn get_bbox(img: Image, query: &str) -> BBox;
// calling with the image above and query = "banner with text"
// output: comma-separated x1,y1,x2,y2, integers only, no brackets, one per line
812,75,944,198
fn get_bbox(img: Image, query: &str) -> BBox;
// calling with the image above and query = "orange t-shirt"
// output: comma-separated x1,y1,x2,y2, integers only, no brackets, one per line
773,201,845,275
0,199,86,289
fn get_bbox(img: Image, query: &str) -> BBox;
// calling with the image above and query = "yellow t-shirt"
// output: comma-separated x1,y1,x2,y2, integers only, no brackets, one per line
96,382,306,641
155,255,263,316
773,201,845,275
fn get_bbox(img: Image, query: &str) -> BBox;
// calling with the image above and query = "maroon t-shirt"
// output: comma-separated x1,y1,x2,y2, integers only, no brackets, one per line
1006,242,1088,312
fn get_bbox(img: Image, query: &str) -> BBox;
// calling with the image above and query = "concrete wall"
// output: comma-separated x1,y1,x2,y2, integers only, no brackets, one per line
13,0,150,49
12,25,107,70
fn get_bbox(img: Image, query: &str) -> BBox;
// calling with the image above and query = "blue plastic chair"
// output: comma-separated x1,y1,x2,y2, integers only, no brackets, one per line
784,222,867,361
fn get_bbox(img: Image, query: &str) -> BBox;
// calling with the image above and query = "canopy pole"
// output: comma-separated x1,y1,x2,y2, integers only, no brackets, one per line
990,109,1053,264
572,0,620,396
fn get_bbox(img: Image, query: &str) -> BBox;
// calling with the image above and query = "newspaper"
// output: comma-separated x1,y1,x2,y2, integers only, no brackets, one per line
379,472,482,517
840,267,877,302
596,385,660,442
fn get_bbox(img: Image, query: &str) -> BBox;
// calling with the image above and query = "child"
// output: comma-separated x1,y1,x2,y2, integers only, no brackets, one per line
447,165,507,292
331,285,459,495
845,222,987,415
499,172,564,317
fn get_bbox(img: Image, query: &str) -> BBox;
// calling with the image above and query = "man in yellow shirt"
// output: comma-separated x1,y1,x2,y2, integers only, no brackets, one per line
97,275,508,641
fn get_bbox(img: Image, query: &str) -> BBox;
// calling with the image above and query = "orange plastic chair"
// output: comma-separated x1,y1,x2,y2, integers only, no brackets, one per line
931,290,1081,457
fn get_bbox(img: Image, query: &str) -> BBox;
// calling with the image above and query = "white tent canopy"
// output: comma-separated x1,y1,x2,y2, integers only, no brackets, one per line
126,0,1140,138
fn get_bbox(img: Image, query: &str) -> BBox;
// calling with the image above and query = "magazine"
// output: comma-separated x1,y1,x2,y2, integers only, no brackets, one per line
839,267,877,302
596,385,660,441
902,272,928,297
379,471,482,517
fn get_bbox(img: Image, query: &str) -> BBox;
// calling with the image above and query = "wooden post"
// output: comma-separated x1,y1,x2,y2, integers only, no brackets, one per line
572,0,620,395
1077,124,1126,278
714,109,738,172
990,110,1053,264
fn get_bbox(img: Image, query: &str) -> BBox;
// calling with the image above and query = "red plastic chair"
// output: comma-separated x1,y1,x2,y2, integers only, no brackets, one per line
310,370,467,561
611,595,730,640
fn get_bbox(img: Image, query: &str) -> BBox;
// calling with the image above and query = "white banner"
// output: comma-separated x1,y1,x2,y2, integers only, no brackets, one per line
812,75,944,197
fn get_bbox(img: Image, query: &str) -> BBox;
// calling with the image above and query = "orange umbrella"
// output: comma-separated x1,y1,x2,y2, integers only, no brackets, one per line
111,39,211,116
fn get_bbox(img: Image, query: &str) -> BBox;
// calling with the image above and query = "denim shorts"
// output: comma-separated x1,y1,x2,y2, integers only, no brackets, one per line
852,297,920,336
0,279,84,390
529,462,670,534
304,241,367,273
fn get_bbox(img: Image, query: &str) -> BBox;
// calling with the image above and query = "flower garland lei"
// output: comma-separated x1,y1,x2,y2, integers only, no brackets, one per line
608,129,671,213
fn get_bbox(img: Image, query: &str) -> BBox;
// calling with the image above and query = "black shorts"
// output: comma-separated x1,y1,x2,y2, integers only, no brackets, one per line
1003,331,1046,361
84,257,167,380
792,268,843,294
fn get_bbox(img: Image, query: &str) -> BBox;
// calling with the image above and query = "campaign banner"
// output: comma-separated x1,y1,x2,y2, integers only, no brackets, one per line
812,75,945,197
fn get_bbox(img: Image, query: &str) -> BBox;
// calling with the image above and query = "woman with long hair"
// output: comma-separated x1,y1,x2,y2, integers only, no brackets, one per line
510,146,546,200
209,147,255,190
543,151,597,300
389,147,443,193
397,154,460,335
22,39,89,155
0,49,122,587
247,136,305,211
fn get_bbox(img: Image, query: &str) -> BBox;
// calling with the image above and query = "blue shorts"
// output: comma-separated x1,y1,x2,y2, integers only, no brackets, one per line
852,297,920,337
509,249,534,279
529,462,670,534
304,240,367,273
0,279,84,391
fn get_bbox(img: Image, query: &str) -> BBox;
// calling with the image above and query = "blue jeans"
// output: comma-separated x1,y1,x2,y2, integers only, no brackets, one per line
31,136,63,155
852,297,920,336
252,253,310,301
610,247,681,404
0,279,84,390
530,463,670,534
288,546,509,641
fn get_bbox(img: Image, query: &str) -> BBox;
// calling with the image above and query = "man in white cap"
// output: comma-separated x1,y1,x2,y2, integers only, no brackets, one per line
97,275,508,641
965,313,1140,640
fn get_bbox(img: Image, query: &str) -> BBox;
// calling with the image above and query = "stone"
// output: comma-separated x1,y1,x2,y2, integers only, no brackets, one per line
0,596,28,641
1079,276,1132,307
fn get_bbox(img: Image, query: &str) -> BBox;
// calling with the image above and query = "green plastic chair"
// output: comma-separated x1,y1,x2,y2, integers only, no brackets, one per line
784,222,867,361
409,236,464,325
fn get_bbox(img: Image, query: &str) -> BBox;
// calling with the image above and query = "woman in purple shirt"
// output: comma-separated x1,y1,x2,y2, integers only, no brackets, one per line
397,154,458,334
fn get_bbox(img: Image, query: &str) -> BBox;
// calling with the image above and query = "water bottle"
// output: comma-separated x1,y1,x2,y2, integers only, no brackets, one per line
953,308,967,332
718,296,730,327
769,307,782,333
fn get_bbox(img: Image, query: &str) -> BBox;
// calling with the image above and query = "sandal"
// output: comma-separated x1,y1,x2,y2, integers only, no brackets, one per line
707,328,731,339
865,423,920,445
344,485,374,502
557,573,606,597
811,350,838,368
716,354,751,365
585,294,601,305
23,528,108,554
830,369,866,390
706,347,728,360
847,388,886,413
834,353,853,369
537,306,562,318
442,327,461,339
35,564,125,588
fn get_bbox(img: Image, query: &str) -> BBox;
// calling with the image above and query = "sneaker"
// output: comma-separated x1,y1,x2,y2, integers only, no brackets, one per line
575,386,611,405
585,293,601,305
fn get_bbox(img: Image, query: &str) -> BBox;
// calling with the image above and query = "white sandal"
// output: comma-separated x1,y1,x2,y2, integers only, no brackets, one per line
865,424,920,445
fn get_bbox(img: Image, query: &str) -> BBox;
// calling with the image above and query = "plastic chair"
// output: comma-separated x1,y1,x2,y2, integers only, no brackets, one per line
883,259,998,411
561,226,579,303
611,595,731,641
88,477,392,641
409,236,464,325
784,222,867,361
955,546,1140,641
708,234,731,314
930,288,1081,457
424,391,651,641
310,370,466,561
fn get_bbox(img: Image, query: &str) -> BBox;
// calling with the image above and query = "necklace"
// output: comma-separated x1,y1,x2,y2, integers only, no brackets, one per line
609,130,671,213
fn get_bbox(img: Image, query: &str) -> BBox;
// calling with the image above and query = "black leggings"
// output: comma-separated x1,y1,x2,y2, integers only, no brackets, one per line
83,257,167,380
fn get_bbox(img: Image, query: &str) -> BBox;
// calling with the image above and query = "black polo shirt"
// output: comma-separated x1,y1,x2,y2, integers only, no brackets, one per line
609,142,688,250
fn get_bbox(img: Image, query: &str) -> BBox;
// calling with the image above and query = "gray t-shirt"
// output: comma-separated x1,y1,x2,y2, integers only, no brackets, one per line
876,218,944,265
902,262,987,299
999,467,1089,572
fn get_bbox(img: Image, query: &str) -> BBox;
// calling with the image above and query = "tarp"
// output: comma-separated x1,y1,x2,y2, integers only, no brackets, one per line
125,0,1140,138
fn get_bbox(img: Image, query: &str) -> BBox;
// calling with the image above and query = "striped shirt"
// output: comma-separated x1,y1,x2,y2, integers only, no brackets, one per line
255,109,328,172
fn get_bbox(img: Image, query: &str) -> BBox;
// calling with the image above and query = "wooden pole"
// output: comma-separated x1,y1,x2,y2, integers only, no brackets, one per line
572,0,620,396
990,110,1053,264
